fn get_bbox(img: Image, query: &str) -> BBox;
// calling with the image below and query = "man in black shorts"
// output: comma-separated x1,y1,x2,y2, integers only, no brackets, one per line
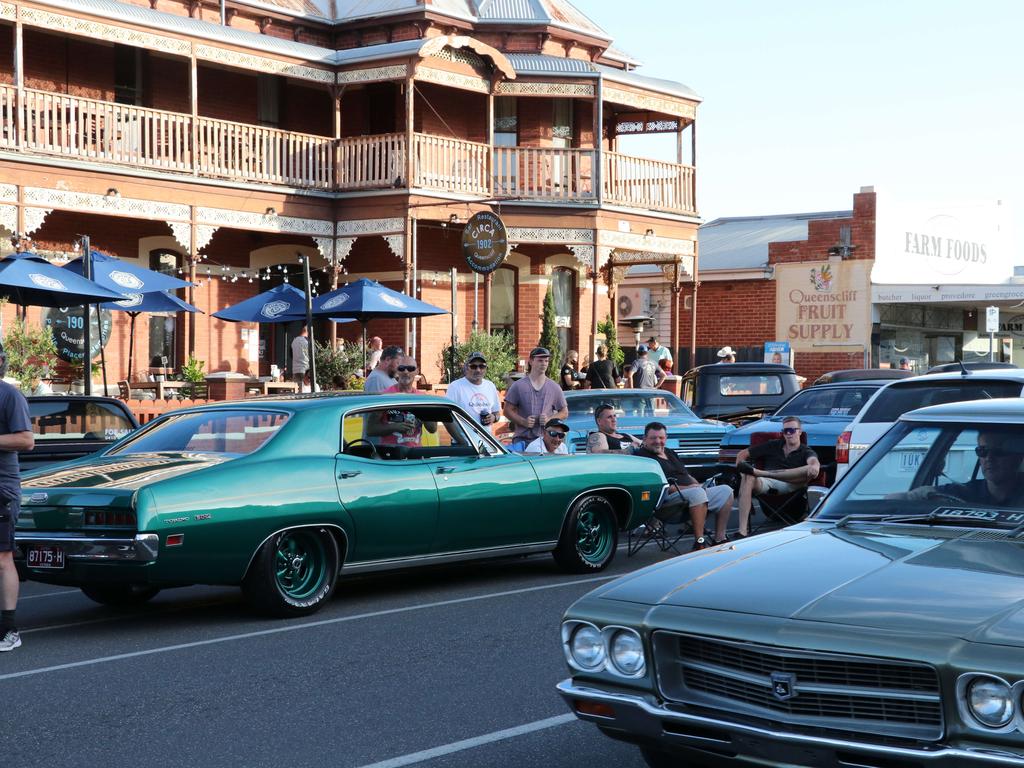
734,416,820,537
0,342,35,652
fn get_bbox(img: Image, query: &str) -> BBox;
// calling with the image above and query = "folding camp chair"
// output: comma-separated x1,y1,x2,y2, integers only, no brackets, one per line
747,431,831,534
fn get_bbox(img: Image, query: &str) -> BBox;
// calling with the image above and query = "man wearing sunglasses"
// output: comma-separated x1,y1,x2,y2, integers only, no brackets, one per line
903,431,1024,506
370,356,437,446
734,416,820,538
446,351,501,426
523,419,571,455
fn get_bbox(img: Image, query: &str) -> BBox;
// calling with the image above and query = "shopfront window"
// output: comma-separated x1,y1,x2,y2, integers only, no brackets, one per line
147,250,181,371
878,304,964,371
551,267,576,356
489,266,517,342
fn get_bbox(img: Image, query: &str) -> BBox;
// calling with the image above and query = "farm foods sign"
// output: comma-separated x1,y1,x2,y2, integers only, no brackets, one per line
874,199,1013,285
775,260,872,352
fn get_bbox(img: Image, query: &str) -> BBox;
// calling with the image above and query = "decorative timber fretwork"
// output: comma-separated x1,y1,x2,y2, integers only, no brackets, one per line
0,3,14,20
603,84,696,120
384,235,405,264
506,227,594,245
168,222,192,252
496,81,595,97
597,230,695,256
23,207,51,235
23,187,191,224
195,225,217,251
431,46,485,69
568,245,594,271
336,238,356,263
0,184,15,202
196,207,333,237
19,7,190,55
415,66,490,94
336,65,409,85
0,206,16,234
614,116,682,135
313,237,335,262
194,45,333,84
336,218,404,237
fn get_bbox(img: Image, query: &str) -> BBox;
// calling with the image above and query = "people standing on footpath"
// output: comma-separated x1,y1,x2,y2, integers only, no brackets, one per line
364,345,402,393
365,336,383,375
0,343,35,652
290,324,309,385
524,418,571,455
585,345,620,389
560,350,582,391
446,352,501,426
646,337,673,370
383,355,423,394
503,347,568,452
627,344,666,389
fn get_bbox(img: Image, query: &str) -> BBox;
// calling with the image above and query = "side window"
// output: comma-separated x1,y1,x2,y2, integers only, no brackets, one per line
342,407,480,460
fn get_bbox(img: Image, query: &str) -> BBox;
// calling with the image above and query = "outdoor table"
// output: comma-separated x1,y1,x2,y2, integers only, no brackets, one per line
130,380,189,399
253,380,299,395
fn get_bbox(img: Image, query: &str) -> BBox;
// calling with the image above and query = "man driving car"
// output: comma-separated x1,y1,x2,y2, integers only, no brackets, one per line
902,431,1024,507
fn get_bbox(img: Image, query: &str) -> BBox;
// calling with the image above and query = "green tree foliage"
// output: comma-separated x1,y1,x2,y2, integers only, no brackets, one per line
539,286,561,381
314,339,364,390
439,330,518,389
598,316,624,368
3,317,59,392
180,355,206,399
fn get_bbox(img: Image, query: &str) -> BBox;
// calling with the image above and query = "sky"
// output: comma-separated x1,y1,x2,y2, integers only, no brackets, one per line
583,0,1024,244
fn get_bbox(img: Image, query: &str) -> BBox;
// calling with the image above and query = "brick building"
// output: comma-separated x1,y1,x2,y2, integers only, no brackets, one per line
0,0,703,387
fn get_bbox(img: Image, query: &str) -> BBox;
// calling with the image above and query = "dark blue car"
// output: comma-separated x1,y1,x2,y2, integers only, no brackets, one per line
717,381,887,468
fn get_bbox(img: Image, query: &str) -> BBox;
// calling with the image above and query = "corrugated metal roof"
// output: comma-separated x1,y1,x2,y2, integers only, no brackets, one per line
475,0,609,39
36,0,337,62
598,64,700,102
336,0,475,23
506,53,596,75
331,38,427,65
698,211,853,271
602,45,641,67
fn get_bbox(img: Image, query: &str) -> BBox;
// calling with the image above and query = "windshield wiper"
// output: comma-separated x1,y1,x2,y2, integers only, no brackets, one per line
835,511,1012,530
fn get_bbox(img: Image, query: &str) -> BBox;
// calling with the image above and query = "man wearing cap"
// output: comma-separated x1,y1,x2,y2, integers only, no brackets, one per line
523,418,571,455
646,337,673,369
503,347,568,452
899,357,912,371
446,351,501,426
716,346,737,363
627,344,665,389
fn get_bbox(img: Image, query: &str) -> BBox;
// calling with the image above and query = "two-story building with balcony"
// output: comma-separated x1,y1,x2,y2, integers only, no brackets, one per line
0,0,701,385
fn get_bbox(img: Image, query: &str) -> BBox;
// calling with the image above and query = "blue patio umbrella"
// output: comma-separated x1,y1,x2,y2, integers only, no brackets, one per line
101,290,201,384
0,252,126,306
212,283,310,324
64,249,193,293
309,278,448,369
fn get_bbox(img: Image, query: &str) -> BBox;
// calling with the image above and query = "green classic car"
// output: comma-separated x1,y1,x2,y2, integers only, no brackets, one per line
559,398,1024,767
14,393,665,617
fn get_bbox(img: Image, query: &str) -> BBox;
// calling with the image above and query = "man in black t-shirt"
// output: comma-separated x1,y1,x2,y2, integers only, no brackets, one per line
734,416,820,537
560,350,581,391
585,346,619,390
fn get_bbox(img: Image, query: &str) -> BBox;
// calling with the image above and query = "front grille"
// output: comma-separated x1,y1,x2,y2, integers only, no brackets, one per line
654,633,943,742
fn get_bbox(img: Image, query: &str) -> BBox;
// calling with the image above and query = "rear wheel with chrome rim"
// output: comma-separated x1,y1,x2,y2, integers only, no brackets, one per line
243,527,340,617
553,495,618,573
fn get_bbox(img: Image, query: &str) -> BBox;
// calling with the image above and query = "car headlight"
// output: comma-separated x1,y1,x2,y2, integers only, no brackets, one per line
609,629,645,676
967,677,1014,728
569,624,606,670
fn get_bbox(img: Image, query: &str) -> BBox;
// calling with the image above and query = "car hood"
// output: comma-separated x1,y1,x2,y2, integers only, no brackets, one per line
21,452,233,491
599,525,1024,646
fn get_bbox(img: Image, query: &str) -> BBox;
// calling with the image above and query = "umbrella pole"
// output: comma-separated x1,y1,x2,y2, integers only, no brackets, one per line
127,313,137,386
362,322,368,374
97,304,108,396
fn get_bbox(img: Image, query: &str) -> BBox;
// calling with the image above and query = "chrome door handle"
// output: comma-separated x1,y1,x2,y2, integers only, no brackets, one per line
436,466,457,474
338,470,362,479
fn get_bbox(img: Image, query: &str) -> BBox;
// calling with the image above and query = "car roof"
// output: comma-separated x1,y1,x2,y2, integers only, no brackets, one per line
802,381,886,391
685,363,797,375
154,392,447,414
884,368,1024,385
902,397,1024,424
812,368,915,384
565,388,677,398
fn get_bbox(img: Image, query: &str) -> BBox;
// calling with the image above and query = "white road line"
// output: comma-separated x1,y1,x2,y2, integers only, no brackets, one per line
352,714,578,768
0,574,614,682
18,589,80,601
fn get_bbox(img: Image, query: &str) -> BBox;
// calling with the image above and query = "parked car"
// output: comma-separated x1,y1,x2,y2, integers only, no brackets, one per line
563,389,733,474
24,395,139,471
679,363,801,425
811,367,915,385
558,397,1024,768
719,381,888,467
925,361,1018,374
835,368,1024,481
15,394,665,616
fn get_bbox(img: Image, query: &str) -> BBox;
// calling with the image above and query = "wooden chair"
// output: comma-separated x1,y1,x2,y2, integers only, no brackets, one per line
117,380,131,401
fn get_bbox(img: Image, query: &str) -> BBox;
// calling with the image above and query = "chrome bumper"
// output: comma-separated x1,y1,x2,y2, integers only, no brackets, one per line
16,533,159,564
557,679,1024,767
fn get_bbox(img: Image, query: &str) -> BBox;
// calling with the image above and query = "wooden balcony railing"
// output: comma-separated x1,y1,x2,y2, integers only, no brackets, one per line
492,146,595,201
1,85,695,214
603,151,696,215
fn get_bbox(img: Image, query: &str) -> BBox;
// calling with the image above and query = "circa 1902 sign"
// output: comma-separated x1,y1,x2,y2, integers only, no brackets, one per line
462,212,509,274
42,306,113,363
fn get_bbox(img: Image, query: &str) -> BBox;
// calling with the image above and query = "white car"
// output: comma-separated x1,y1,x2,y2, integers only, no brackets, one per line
835,368,1024,482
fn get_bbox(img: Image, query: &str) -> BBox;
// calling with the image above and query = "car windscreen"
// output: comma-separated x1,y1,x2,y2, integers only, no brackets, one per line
775,386,878,418
719,375,783,397
859,381,1023,424
566,394,697,420
816,421,1024,524
108,410,288,456
30,400,136,442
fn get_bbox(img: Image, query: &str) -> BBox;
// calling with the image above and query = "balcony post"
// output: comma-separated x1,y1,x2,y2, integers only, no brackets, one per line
595,74,604,207
486,91,494,198
331,84,342,190
691,119,697,213
690,245,699,370
404,73,414,188
188,209,197,357
189,49,198,175
14,11,23,147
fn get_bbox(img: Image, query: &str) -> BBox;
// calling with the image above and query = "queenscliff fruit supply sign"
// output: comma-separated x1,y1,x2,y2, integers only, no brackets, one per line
775,260,872,352
873,199,1013,285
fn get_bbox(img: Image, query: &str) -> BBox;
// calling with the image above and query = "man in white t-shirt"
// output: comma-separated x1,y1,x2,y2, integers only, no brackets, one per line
446,351,501,425
290,324,309,385
523,418,570,455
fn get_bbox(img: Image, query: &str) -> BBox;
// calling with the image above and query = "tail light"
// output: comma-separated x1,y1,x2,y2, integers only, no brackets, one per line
836,430,852,464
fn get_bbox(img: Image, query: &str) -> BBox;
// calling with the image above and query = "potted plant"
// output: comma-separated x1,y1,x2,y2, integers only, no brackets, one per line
3,318,60,394
180,356,206,399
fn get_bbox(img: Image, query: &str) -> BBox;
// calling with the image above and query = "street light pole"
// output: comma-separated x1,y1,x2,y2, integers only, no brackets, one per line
81,235,91,396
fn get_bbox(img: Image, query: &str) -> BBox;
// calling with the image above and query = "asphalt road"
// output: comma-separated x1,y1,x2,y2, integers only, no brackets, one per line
2,539,688,768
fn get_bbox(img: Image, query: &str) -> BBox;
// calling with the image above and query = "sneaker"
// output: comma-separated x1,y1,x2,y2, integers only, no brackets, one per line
691,536,708,552
0,630,21,652
712,534,731,545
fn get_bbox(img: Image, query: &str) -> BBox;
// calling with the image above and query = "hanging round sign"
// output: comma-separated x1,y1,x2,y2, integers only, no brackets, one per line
42,306,113,363
462,212,509,275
